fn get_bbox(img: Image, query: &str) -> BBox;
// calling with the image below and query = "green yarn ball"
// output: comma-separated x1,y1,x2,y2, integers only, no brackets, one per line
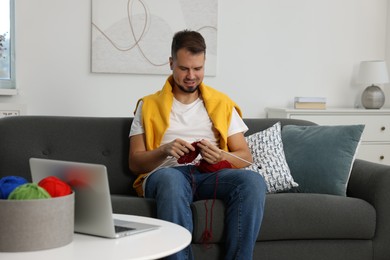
8,183,51,200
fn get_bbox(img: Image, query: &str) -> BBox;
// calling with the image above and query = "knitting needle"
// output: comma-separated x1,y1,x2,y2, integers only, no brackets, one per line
220,150,262,169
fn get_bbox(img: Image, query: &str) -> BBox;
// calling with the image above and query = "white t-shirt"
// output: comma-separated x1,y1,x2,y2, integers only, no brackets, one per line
130,98,248,143
129,98,248,177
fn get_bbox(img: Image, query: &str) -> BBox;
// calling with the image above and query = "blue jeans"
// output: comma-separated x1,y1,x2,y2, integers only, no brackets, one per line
144,165,267,260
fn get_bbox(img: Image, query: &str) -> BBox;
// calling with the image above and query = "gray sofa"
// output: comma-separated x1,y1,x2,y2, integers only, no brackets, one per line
0,115,389,260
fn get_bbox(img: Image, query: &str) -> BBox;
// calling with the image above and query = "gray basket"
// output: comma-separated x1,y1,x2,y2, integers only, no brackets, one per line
0,192,74,252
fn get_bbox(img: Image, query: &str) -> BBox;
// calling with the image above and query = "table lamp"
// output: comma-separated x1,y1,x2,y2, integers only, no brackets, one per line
358,60,389,109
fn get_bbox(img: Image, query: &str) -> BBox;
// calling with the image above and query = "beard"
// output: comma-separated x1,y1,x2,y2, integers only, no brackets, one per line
177,83,200,93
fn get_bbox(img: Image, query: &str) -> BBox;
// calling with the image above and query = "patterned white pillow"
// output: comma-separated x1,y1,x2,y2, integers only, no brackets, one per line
245,122,298,193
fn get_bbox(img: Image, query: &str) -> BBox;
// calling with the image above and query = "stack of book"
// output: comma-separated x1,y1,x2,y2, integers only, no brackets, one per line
294,97,327,109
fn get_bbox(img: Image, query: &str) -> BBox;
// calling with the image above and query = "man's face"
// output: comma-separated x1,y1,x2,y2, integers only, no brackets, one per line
170,49,205,93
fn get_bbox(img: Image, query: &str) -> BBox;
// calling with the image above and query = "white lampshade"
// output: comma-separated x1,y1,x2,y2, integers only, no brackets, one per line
358,60,389,84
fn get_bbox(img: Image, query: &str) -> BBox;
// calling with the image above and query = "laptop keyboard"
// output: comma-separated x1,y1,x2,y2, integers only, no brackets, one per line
115,225,135,233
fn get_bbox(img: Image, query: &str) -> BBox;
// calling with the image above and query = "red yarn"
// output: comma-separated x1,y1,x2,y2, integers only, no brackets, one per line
196,160,231,245
177,141,201,164
201,172,219,246
202,173,218,245
177,141,233,245
38,176,72,198
177,141,233,173
196,159,232,173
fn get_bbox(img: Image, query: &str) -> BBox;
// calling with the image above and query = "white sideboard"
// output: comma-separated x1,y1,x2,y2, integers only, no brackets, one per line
266,107,390,165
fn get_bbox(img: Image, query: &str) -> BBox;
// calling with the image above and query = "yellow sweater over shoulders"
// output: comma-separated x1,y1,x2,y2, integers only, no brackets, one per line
132,75,242,196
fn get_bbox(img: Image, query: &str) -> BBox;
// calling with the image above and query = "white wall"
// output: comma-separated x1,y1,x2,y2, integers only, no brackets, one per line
0,0,388,118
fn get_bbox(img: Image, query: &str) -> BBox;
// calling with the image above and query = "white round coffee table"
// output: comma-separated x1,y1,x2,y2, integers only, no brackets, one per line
0,214,192,260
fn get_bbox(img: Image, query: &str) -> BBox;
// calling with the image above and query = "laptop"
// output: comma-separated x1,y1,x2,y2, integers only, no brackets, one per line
29,158,159,239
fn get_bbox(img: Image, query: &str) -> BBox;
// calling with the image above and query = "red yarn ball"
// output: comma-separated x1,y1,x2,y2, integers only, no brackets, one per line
38,176,72,197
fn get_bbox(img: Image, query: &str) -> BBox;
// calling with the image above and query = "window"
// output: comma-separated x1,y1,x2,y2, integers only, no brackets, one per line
0,0,15,92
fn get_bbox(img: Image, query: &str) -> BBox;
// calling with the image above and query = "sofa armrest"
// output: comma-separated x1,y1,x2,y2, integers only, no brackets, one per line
111,194,157,218
347,159,390,260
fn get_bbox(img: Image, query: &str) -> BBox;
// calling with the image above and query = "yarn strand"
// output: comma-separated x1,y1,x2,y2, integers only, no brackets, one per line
202,172,219,246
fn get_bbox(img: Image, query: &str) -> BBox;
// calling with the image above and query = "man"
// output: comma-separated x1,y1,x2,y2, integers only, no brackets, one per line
129,30,266,260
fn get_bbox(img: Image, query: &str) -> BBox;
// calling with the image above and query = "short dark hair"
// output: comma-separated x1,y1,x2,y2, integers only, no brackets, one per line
171,30,206,60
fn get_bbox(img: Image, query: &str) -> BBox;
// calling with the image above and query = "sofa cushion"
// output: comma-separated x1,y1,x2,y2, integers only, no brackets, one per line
281,124,364,196
245,122,298,193
258,193,375,241
190,193,375,243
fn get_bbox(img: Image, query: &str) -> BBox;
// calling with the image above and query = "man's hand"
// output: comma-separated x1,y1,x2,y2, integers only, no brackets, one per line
197,139,223,164
130,136,196,174
162,138,196,159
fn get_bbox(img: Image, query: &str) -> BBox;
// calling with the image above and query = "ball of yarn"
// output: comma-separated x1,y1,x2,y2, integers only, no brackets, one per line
38,176,72,197
8,183,51,200
0,176,29,199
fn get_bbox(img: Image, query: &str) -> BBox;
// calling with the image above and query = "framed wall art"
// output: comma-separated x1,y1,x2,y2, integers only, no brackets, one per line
92,0,218,75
